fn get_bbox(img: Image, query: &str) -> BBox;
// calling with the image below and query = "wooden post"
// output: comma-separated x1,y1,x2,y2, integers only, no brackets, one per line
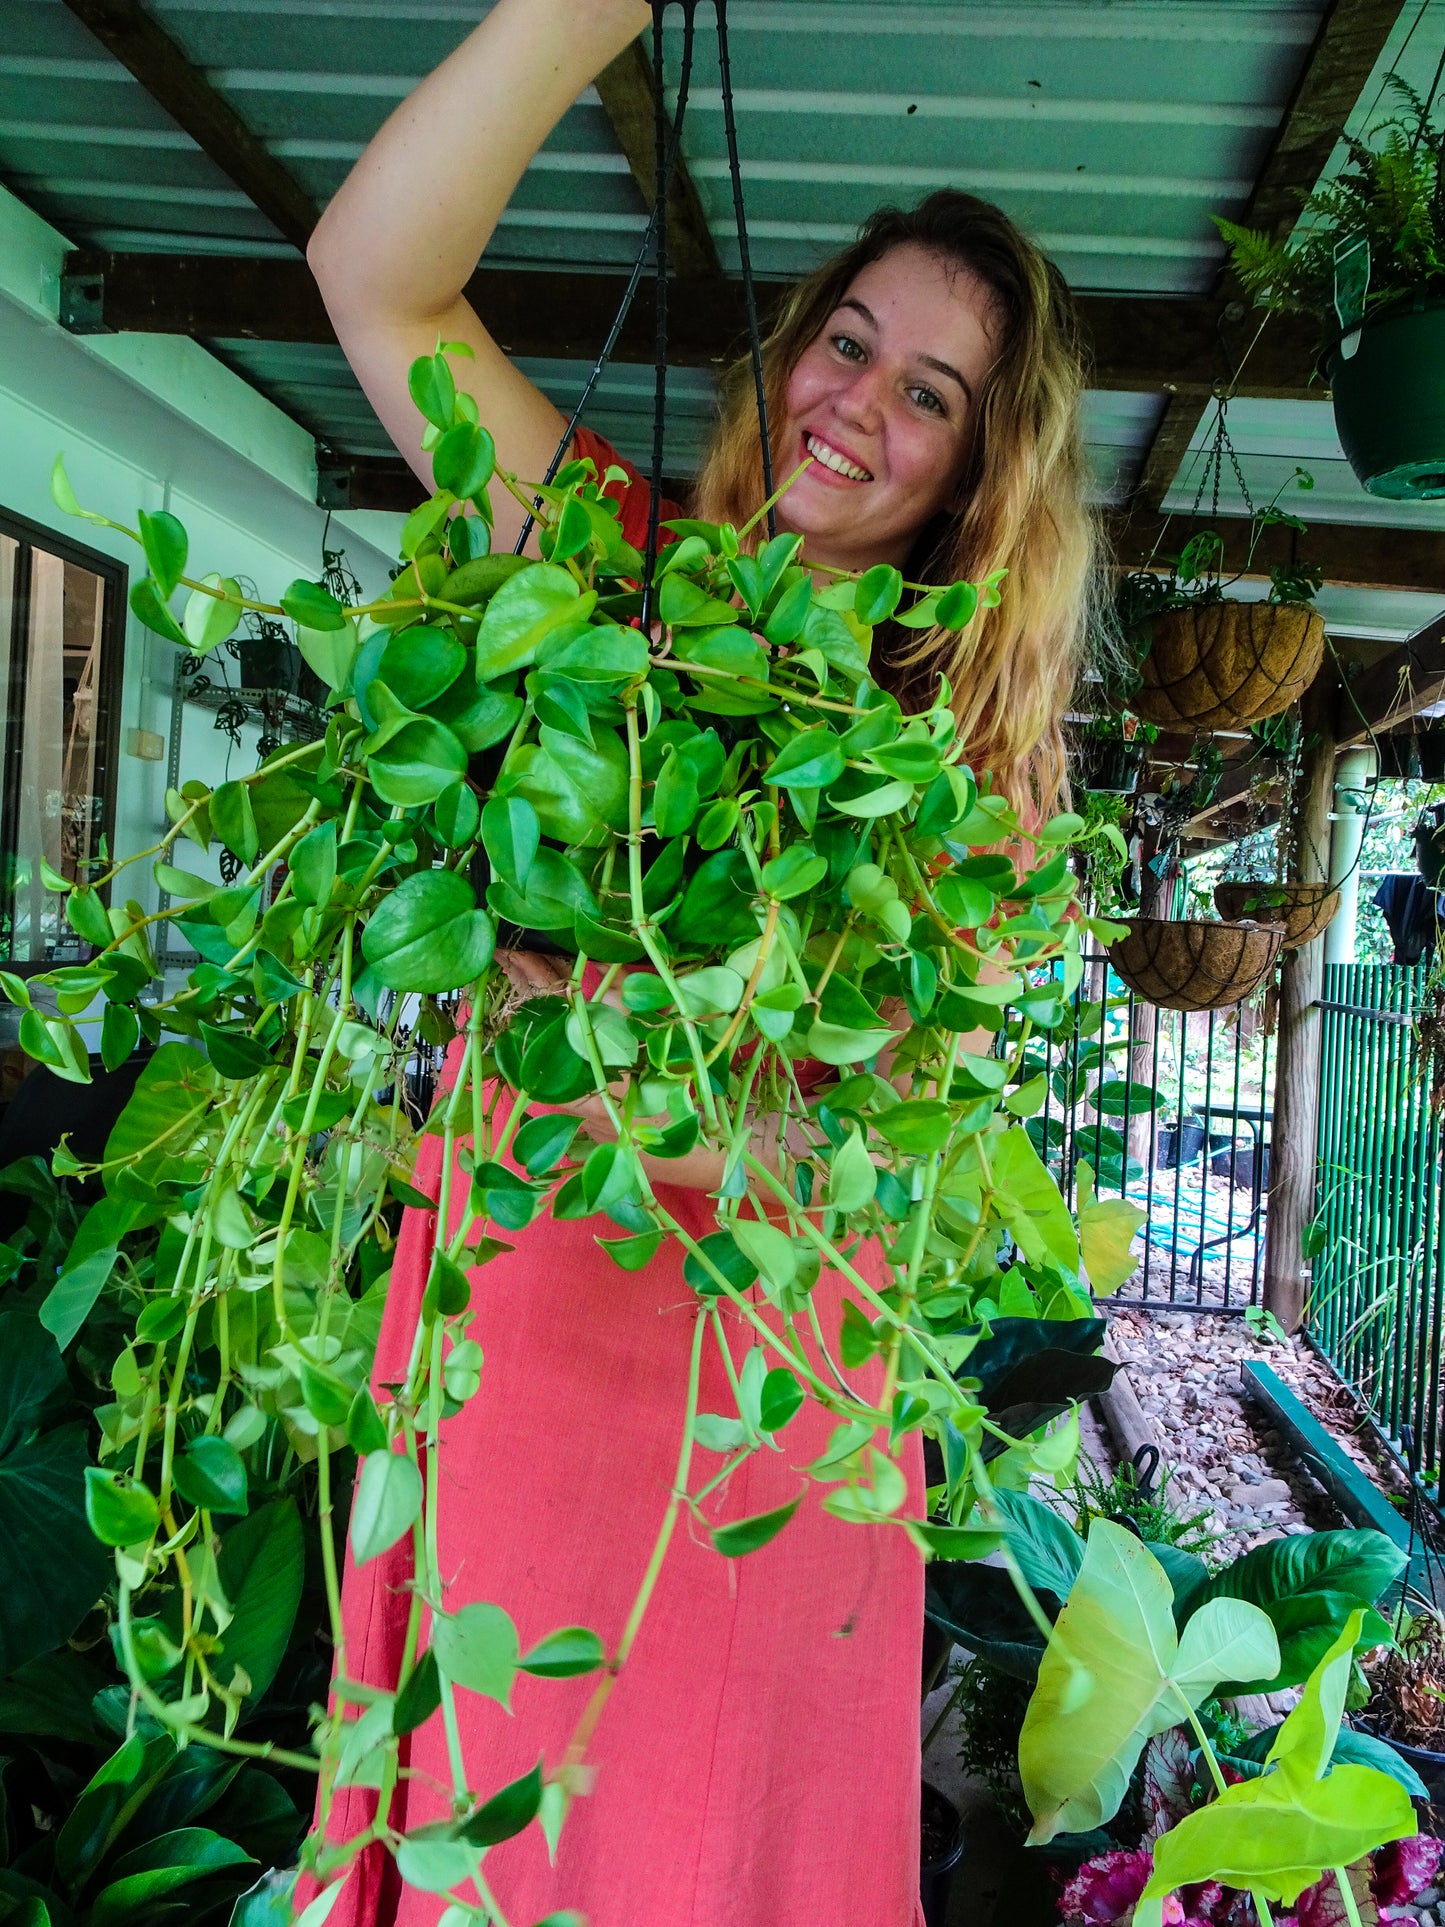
1262,678,1337,1331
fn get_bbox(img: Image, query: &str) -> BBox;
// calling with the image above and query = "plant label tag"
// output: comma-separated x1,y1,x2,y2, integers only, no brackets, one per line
1333,234,1370,360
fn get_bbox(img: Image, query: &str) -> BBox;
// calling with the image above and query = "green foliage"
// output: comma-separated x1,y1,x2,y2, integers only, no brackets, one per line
29,348,1149,1914
1218,76,1445,333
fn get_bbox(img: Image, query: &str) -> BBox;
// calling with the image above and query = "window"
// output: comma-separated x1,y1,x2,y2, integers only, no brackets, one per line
0,510,126,965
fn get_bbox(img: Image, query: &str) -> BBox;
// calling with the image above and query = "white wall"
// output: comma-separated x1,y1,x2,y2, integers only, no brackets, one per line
0,184,404,916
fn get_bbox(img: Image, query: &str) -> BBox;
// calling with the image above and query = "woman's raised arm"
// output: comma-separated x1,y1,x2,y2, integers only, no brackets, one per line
307,0,651,549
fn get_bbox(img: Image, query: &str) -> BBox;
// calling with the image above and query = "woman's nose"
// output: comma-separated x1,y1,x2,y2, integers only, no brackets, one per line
834,363,887,432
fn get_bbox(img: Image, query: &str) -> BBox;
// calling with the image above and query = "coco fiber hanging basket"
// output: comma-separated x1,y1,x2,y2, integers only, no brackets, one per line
1130,602,1325,732
1213,880,1340,950
1107,917,1284,1013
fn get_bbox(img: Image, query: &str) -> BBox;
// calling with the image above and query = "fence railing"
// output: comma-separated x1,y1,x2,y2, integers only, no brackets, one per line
1031,951,1273,1310
1311,961,1444,1499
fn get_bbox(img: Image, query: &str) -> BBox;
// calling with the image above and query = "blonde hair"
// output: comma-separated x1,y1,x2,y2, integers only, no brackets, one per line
691,191,1099,818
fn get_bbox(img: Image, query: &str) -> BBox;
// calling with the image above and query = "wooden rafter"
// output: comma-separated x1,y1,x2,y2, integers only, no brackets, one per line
1108,508,1445,596
59,0,317,249
60,252,1323,394
594,39,721,280
1335,612,1445,745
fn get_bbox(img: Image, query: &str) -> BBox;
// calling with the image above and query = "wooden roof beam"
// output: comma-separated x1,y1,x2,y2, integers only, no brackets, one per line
59,0,317,249
1335,611,1445,745
594,39,721,280
1110,507,1445,596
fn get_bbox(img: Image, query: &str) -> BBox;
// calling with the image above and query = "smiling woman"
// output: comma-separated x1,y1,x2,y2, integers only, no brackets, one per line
302,4,1100,1925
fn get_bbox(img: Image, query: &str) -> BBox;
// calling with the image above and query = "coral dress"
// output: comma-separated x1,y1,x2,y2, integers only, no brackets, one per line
317,431,927,1927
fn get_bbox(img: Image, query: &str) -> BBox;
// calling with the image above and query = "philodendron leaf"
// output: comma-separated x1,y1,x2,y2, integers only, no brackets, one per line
360,871,495,995
992,1126,1081,1276
1075,1162,1146,1294
1142,1611,1416,1909
1019,1521,1278,1844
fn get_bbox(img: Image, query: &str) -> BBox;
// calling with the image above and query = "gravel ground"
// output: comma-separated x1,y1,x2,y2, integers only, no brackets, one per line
1107,1307,1410,1563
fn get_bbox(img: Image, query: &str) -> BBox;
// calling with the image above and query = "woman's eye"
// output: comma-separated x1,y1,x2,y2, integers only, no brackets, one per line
909,384,947,416
831,333,865,361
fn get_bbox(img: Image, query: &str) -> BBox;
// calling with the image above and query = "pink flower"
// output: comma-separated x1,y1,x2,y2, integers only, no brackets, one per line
1058,1850,1152,1923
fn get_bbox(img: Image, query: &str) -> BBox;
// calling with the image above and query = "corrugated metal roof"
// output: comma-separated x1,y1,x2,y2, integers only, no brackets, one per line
3,0,1445,641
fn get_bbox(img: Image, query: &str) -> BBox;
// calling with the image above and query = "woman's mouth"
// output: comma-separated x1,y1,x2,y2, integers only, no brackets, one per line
802,431,873,484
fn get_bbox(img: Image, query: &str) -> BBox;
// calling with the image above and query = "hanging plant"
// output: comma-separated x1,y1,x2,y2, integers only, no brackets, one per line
1219,76,1445,500
1214,703,1339,949
22,347,1146,1919
1112,460,1325,733
1107,917,1284,1013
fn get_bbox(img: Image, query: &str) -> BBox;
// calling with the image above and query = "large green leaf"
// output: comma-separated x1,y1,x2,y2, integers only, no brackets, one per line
360,871,495,994
90,1827,255,1926
990,1126,1080,1274
1142,1612,1416,1908
213,1500,303,1702
486,846,598,933
505,726,627,846
1198,1529,1405,1690
104,1043,218,1186
0,1312,109,1673
474,564,590,677
366,712,468,809
1075,1163,1145,1294
1019,1522,1278,1843
990,1489,1085,1600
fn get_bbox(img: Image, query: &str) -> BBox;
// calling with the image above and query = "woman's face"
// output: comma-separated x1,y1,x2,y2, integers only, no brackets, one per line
774,241,1002,573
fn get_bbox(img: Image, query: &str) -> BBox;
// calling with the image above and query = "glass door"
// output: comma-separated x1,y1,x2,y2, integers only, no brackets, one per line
0,511,126,965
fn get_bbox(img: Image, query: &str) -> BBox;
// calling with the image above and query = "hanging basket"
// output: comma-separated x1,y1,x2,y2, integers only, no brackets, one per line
1213,881,1340,949
1130,602,1325,731
1107,917,1283,1012
1080,737,1145,794
1327,302,1445,501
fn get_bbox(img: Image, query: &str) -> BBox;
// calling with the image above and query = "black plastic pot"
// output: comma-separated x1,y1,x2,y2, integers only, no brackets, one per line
1082,737,1144,795
235,635,301,694
1328,302,1445,500
1157,1121,1205,1170
1357,1719,1445,1805
920,1782,965,1927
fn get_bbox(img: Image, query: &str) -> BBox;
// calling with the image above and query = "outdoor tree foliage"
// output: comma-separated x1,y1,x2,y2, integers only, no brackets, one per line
13,345,1397,1923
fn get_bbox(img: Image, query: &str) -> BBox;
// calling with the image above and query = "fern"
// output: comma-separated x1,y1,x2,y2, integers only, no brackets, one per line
1220,71,1445,333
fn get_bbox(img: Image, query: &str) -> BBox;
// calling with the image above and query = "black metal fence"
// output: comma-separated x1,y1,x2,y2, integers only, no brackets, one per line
1027,952,1275,1310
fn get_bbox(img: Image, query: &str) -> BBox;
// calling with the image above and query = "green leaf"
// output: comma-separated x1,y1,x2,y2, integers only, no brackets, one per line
361,871,495,995
395,1825,472,1894
66,884,114,948
433,1601,518,1709
432,420,496,500
831,778,916,819
39,1244,117,1351
90,1828,255,1927
474,565,588,678
138,509,188,599
1019,1523,1278,1844
487,846,598,933
408,351,456,430
826,1129,877,1212
460,1761,543,1846
0,1313,110,1671
85,1466,160,1547
215,1499,304,1700
297,619,359,696
761,844,827,900
211,779,260,866
872,1099,951,1154
508,726,627,846
281,579,346,631
711,1497,800,1557
762,727,845,791
131,577,188,646
513,1113,580,1176
201,1022,273,1080
349,1451,423,1564
758,1369,804,1433
1197,1528,1405,1690
173,1435,248,1515
937,580,980,629
682,1229,759,1299
519,1626,605,1678
481,794,540,892
183,574,244,654
1076,1163,1146,1295
392,1649,442,1736
990,1489,1085,1599
375,626,465,711
993,1126,1080,1274
854,563,903,626
1142,1611,1415,1907
367,713,469,808
728,1218,799,1306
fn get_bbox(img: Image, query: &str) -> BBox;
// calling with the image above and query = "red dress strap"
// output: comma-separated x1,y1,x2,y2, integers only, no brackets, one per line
572,425,682,553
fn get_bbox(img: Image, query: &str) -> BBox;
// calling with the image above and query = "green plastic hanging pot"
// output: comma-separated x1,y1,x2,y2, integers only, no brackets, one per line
1327,300,1445,499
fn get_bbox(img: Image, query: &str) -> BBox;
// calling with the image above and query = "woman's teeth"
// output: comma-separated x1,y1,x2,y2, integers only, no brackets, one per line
804,433,872,481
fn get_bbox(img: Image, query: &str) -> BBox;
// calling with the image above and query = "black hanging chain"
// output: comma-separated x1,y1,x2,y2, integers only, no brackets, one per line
641,0,696,620
715,0,774,536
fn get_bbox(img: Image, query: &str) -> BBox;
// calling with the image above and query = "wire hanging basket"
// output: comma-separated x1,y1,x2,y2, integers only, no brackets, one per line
1130,600,1326,731
1107,915,1284,1012
1212,880,1339,949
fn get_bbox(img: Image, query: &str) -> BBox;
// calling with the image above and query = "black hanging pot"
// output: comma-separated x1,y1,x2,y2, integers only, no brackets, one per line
235,633,301,694
1327,301,1445,500
1082,737,1144,795
1416,810,1445,890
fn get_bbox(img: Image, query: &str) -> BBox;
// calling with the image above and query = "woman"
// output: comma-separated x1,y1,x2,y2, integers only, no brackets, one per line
306,4,1096,1923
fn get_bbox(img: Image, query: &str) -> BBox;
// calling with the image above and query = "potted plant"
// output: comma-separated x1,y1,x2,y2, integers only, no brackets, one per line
26,352,1137,1921
1112,486,1326,733
1107,916,1284,1013
1357,1593,1445,1805
1220,77,1445,501
1075,713,1155,795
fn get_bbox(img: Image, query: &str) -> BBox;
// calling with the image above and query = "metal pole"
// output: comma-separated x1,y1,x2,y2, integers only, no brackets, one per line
1323,744,1377,970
